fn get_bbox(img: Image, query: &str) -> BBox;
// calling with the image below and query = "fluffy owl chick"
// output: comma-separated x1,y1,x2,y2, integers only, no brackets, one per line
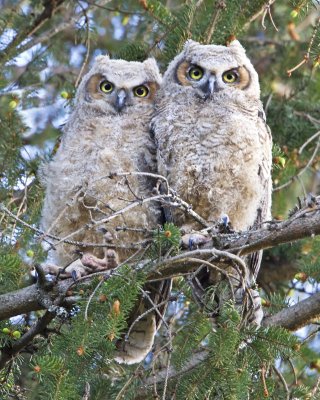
41,55,171,364
152,40,272,321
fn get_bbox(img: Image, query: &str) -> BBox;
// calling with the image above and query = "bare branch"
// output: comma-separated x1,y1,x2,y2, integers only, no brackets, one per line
143,350,208,386
262,291,320,330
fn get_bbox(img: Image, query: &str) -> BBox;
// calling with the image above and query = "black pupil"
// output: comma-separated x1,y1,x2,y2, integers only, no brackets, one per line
193,69,200,76
104,83,111,91
137,87,144,95
227,74,234,80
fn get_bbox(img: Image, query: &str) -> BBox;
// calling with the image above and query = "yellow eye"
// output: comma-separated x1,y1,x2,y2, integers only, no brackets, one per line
100,81,114,93
133,85,149,97
188,66,204,81
222,70,239,83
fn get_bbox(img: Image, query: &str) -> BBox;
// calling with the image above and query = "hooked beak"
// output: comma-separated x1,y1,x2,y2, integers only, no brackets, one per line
201,75,216,99
115,89,127,112
208,75,215,94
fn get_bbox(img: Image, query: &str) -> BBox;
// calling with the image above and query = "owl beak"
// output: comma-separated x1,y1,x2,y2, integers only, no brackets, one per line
115,89,127,112
201,75,216,99
207,75,216,95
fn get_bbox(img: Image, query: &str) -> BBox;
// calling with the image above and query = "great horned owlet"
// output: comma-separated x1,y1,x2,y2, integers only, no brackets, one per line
41,55,171,364
152,40,272,322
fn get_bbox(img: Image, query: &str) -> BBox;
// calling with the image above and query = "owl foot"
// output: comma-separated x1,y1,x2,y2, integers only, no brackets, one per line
246,288,264,326
81,250,119,270
41,250,119,281
217,214,234,233
41,259,92,280
181,232,211,250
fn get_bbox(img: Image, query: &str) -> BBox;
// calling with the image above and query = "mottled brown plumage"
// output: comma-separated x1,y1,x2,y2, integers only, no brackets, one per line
41,55,171,364
152,40,272,323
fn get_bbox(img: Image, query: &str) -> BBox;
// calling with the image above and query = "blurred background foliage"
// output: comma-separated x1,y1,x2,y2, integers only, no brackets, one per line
0,0,320,399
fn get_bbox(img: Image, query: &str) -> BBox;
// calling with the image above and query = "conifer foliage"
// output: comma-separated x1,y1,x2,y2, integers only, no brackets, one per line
0,1,320,399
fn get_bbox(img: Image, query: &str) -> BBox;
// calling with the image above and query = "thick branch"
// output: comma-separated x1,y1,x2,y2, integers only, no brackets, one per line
0,279,72,321
262,292,320,330
225,211,320,256
1,198,320,332
148,203,320,280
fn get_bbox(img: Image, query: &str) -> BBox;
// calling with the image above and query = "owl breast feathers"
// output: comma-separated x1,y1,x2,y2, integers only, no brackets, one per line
40,55,171,365
152,39,272,281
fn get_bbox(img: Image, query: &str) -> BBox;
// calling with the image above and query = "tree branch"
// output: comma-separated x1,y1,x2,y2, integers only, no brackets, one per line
1,197,320,330
0,311,55,370
0,0,67,65
0,279,72,321
262,291,320,330
144,350,208,386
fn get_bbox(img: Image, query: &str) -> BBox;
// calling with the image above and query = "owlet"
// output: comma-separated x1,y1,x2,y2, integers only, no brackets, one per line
152,40,272,321
41,55,171,364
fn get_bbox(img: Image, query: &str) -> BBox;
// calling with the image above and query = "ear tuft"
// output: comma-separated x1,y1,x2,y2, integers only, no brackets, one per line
94,53,110,63
183,39,199,52
143,58,162,83
228,40,245,51
143,58,158,70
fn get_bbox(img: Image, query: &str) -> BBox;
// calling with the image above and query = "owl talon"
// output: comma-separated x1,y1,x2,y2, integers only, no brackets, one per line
217,214,233,233
81,250,119,271
105,249,119,269
181,233,211,249
71,269,79,281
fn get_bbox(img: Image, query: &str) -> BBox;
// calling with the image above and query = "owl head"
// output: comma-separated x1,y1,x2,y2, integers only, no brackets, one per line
163,39,260,101
76,55,162,114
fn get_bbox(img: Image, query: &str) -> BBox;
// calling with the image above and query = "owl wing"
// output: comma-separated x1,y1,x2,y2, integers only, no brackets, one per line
249,114,273,281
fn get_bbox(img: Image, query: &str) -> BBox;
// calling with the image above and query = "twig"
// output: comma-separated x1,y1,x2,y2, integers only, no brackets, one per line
94,172,170,195
261,364,269,397
287,16,320,76
125,297,171,340
311,376,320,396
143,350,209,386
189,257,238,303
301,326,320,344
141,288,170,329
299,130,320,154
0,203,149,250
115,364,142,400
273,137,320,192
168,190,209,228
149,248,247,281
273,366,289,400
204,1,226,44
53,194,168,246
75,3,91,88
261,0,278,31
162,325,173,400
84,279,104,320
86,1,143,15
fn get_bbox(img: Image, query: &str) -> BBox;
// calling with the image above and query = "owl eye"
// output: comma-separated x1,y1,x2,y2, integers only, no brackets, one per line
100,80,114,93
133,85,149,98
222,70,239,83
188,66,204,81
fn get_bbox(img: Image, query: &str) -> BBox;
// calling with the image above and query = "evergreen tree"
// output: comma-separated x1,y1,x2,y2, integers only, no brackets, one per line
0,1,320,399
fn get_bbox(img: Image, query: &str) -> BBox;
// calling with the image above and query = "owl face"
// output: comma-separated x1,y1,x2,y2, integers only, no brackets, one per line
164,40,260,101
77,56,162,115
